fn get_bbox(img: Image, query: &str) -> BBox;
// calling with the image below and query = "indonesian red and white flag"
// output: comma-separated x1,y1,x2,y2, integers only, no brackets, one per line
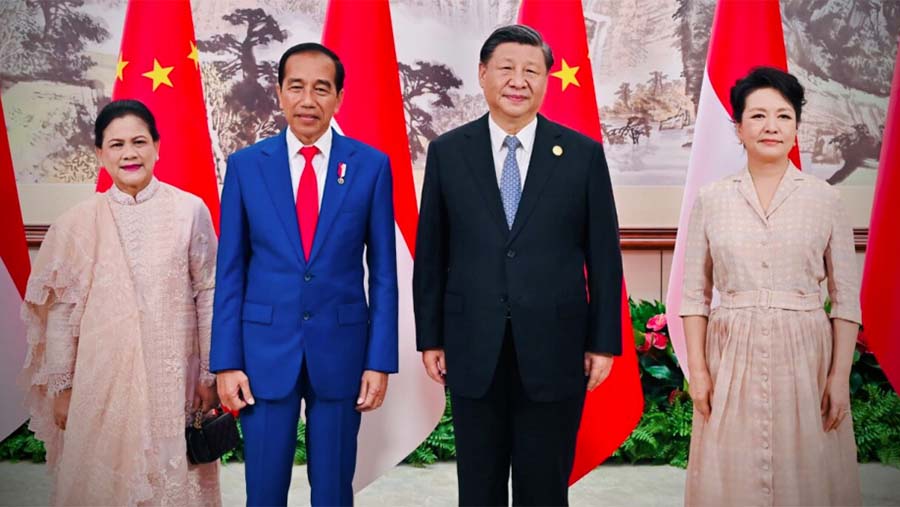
322,0,445,491
97,0,220,230
0,94,31,440
518,0,643,484
666,0,798,379
861,39,900,394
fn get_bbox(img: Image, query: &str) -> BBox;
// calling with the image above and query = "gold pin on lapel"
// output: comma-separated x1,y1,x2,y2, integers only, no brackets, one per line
552,145,563,157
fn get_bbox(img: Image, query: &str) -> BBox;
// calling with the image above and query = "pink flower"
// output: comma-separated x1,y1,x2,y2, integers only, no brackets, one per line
647,313,667,331
646,331,668,350
668,388,684,404
638,329,670,352
638,333,652,352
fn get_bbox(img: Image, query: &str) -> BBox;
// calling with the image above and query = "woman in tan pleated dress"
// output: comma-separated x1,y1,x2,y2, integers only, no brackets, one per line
680,67,861,506
20,100,221,506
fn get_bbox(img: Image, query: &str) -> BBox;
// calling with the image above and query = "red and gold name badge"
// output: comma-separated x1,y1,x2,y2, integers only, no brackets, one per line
338,163,347,184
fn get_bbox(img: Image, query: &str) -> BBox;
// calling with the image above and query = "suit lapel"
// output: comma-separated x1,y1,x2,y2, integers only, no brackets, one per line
260,131,306,267
308,129,356,264
463,114,509,236
507,115,561,244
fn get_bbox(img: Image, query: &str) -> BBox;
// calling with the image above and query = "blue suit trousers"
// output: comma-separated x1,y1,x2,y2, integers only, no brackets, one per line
241,362,361,506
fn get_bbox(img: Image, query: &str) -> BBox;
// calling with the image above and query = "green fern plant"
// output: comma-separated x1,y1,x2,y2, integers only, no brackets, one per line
852,384,900,467
0,424,45,463
404,390,455,466
613,397,692,467
294,419,308,465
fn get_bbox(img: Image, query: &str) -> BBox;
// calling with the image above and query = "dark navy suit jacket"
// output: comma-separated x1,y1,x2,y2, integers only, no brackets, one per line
413,114,623,402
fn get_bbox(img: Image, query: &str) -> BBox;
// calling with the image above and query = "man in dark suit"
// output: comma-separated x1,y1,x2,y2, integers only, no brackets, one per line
413,25,623,506
211,43,398,506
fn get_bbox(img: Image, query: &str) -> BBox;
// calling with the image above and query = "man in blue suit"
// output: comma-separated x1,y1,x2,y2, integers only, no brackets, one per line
211,43,398,507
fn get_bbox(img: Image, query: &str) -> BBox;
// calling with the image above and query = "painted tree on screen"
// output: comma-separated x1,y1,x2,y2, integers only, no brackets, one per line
399,60,463,161
199,8,288,146
14,0,109,85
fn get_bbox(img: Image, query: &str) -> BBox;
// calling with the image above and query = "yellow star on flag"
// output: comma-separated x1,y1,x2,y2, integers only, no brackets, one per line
551,59,581,91
142,58,174,91
187,40,200,70
116,54,129,81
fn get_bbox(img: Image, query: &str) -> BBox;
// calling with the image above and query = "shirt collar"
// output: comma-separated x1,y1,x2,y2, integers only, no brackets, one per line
286,126,333,160
488,114,537,154
107,176,160,205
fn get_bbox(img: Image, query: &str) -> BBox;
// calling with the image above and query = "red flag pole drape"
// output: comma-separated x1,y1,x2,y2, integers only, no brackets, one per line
861,38,900,394
0,97,30,298
323,0,418,253
97,0,220,232
322,0,446,491
0,94,32,440
705,0,800,168
519,0,644,485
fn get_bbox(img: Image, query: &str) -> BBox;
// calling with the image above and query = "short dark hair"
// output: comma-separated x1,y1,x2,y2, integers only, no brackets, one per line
278,42,345,93
730,66,806,123
480,24,554,72
94,99,160,148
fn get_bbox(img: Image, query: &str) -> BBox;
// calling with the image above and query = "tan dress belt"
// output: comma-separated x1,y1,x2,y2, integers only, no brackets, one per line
718,290,822,311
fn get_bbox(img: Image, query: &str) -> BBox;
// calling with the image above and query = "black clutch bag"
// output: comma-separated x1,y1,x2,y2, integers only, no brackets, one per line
185,407,240,464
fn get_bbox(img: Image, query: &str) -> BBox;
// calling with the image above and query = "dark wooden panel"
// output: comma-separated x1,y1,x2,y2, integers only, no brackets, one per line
618,228,869,251
25,224,870,251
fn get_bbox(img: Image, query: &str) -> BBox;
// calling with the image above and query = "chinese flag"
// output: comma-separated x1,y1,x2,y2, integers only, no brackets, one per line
666,0,794,382
519,0,644,484
97,0,220,231
322,0,446,491
0,94,31,440
862,40,900,394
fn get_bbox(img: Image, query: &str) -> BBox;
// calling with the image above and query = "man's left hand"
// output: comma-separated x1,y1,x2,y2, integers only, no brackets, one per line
356,370,389,412
584,352,614,391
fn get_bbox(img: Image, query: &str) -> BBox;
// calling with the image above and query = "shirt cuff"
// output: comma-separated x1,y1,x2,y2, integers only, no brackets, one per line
47,373,74,396
830,305,862,326
679,303,710,317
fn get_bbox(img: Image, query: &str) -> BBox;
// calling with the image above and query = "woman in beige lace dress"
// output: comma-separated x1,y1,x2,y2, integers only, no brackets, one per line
680,67,861,506
19,100,221,506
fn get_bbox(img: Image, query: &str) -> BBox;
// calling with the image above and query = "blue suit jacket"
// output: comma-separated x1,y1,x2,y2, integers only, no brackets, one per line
211,129,399,400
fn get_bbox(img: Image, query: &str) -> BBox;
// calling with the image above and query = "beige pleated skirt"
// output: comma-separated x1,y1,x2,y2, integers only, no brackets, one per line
684,307,860,506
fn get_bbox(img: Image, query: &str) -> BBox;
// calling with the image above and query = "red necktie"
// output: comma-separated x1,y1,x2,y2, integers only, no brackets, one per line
297,146,320,261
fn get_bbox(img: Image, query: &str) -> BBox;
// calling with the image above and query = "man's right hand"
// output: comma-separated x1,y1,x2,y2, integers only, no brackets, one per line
421,349,447,386
216,370,255,411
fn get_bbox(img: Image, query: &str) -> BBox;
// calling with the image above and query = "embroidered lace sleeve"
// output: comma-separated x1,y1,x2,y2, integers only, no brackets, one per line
44,302,78,395
189,201,219,386
18,199,97,469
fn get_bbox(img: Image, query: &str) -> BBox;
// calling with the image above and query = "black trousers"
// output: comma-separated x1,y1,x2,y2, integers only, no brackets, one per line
450,324,585,506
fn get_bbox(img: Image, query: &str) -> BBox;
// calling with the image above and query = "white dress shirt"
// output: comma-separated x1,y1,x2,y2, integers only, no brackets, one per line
286,127,332,210
488,114,537,190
